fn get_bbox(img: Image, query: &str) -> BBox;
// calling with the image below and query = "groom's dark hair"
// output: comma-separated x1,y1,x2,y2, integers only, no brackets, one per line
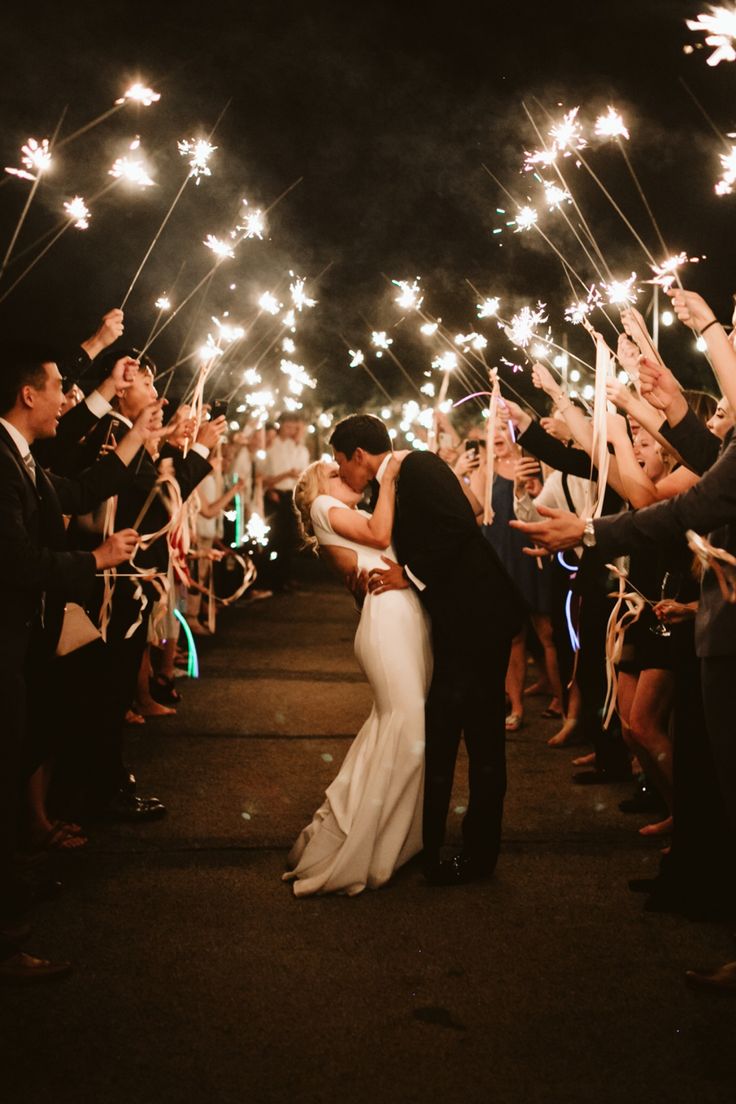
330,414,391,458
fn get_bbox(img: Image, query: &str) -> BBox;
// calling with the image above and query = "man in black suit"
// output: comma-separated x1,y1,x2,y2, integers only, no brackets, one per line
330,414,524,885
0,348,156,981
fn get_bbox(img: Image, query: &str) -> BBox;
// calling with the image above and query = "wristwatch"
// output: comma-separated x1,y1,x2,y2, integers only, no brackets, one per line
582,518,596,548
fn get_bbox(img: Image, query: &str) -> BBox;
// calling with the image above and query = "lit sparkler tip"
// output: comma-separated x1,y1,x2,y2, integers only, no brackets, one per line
242,368,262,386
477,296,500,319
542,180,572,209
715,144,736,195
5,137,52,181
280,358,316,394
420,321,439,335
178,137,216,183
504,303,548,348
523,147,558,172
455,332,488,352
203,234,234,259
564,286,602,325
549,106,587,154
514,205,539,232
392,277,424,311
198,335,223,363
349,349,365,368
246,512,270,547
63,196,90,230
109,143,155,188
649,252,689,289
258,291,282,315
289,274,316,311
116,82,161,106
212,316,245,343
239,200,266,239
594,105,630,141
686,7,736,66
155,295,171,311
601,274,640,307
371,331,393,351
432,351,458,373
282,337,296,354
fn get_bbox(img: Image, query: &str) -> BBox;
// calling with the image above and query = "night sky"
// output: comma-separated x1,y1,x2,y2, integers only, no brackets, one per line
0,0,733,417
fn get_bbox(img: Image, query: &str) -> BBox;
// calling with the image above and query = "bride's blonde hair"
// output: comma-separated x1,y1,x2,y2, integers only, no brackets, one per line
293,460,332,554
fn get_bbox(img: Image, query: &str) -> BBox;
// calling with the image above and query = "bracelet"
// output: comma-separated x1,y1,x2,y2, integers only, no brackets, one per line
555,397,573,412
699,319,720,336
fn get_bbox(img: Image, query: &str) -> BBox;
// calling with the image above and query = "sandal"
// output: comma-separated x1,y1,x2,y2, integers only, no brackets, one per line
505,713,523,732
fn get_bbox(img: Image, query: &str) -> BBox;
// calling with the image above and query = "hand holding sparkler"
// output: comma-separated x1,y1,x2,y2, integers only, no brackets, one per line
637,357,687,420
665,288,718,334
605,411,629,443
619,307,663,369
96,355,139,402
498,399,532,434
92,529,140,570
616,332,642,378
605,377,635,414
652,599,697,625
81,308,125,361
539,416,574,443
531,361,563,401
164,405,196,451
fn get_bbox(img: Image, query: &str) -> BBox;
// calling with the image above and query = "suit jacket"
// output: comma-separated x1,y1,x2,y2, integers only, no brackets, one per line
392,451,523,639
32,397,101,475
659,409,721,476
0,423,131,659
593,433,736,658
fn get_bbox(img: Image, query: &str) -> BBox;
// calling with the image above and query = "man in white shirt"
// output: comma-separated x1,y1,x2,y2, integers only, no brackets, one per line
262,413,309,591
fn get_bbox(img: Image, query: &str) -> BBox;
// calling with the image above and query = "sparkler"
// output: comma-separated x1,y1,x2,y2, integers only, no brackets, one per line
371,331,393,357
715,145,736,194
54,80,161,151
109,139,155,188
4,137,52,182
504,304,548,349
392,278,424,311
548,107,587,154
542,180,572,209
63,196,90,230
648,253,691,289
289,273,316,311
282,337,296,354
203,234,235,259
259,291,282,315
600,274,639,307
238,200,266,239
420,320,439,335
155,295,172,311
513,205,539,232
349,349,365,367
477,297,501,319
178,137,216,183
594,106,630,141
686,6,736,65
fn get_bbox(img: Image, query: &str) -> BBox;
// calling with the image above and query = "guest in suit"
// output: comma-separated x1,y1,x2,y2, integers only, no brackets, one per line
0,347,156,982
330,414,524,885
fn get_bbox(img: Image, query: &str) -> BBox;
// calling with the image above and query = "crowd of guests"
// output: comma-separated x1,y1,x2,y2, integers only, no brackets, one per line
0,308,309,980
3,284,736,989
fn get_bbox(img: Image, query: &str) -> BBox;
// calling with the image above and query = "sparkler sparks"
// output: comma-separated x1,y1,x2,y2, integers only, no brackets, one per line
371,331,393,358
282,337,296,354
289,274,316,311
212,316,245,343
242,368,262,386
420,321,439,335
523,147,557,172
203,234,234,259
648,252,690,289
280,359,316,394
155,295,171,311
715,145,736,194
238,200,266,239
477,296,501,319
601,274,640,306
565,287,602,325
198,336,222,362
246,512,270,546
432,352,458,373
455,332,488,352
392,278,424,311
513,205,539,232
686,6,736,66
178,138,216,183
116,82,161,106
258,291,282,315
504,303,548,348
109,140,155,188
63,196,90,229
349,349,365,367
548,107,587,154
542,180,572,209
5,137,52,181
594,106,630,141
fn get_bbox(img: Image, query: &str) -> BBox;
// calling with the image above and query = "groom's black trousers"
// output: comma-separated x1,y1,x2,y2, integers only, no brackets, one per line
423,632,511,867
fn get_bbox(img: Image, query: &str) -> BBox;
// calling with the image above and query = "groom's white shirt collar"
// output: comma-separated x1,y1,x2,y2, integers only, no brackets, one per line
373,451,426,592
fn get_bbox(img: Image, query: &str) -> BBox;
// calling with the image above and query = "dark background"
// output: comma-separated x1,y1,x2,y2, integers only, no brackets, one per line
0,0,733,417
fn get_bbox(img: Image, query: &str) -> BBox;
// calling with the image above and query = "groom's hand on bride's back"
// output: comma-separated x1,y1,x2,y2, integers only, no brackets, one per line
368,556,410,595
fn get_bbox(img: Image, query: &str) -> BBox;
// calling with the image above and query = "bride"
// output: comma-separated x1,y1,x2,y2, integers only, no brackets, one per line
283,454,432,896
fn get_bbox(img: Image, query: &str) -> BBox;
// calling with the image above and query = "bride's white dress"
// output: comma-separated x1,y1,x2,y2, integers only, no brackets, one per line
283,493,432,896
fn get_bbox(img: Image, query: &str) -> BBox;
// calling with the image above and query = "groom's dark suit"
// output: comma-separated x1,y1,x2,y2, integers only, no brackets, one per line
391,451,524,870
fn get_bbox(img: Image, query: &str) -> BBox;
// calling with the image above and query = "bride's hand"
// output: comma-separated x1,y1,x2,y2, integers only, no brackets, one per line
385,449,409,481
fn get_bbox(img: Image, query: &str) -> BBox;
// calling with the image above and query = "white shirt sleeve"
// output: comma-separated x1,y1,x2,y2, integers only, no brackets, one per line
85,390,112,418
192,443,210,460
310,494,347,534
404,565,426,591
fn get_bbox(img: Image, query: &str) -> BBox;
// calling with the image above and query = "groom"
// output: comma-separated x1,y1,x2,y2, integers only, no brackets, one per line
330,414,524,884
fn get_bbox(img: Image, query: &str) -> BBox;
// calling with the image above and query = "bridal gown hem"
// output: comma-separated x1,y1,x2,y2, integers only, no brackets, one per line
283,494,432,897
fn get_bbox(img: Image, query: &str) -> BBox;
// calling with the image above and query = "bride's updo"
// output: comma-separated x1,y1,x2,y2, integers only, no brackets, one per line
293,460,331,554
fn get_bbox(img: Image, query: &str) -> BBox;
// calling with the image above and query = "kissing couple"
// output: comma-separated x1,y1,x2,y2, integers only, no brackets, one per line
283,414,523,896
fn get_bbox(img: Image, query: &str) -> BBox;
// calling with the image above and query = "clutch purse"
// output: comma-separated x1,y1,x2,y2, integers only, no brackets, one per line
56,602,101,656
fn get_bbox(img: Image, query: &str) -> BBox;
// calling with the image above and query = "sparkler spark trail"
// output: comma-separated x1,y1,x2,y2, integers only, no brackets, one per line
178,138,216,183
63,196,90,230
289,274,316,311
594,106,630,141
392,278,424,311
715,145,736,194
116,82,161,106
258,291,282,315
601,274,640,306
477,297,501,319
203,234,235,259
4,137,52,181
504,304,548,348
548,107,587,154
686,6,736,65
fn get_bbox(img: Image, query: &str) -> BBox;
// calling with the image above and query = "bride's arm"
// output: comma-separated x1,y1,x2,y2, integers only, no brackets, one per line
319,546,367,607
328,453,404,549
